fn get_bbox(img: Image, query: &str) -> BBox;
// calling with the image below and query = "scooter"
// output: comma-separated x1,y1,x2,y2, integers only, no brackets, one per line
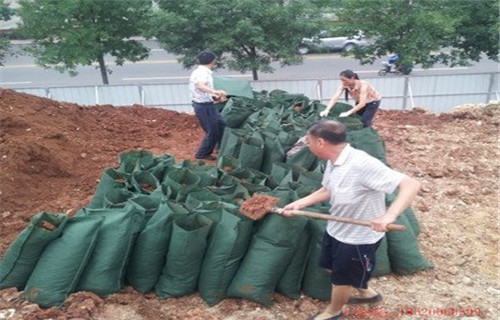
378,61,412,76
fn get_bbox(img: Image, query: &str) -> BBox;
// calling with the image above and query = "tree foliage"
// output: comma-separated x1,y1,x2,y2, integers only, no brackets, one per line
17,0,153,84
332,0,499,68
0,0,14,65
151,0,326,80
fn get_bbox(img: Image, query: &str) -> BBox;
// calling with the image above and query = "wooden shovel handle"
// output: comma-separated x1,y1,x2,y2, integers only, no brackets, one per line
281,209,406,232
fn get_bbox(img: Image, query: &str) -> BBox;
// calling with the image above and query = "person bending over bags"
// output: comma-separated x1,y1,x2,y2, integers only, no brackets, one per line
320,70,381,128
280,120,421,320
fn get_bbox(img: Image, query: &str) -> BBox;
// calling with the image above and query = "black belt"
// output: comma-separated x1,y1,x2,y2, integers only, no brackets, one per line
192,101,213,105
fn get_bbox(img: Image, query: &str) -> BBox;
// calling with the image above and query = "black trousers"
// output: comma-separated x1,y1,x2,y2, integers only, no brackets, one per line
356,100,381,128
192,101,226,158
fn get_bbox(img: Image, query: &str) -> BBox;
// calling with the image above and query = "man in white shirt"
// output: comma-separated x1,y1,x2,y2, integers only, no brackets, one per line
189,50,227,160
281,120,421,320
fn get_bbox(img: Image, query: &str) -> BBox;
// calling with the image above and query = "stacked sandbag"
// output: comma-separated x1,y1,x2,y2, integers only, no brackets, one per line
198,210,254,306
0,86,431,309
23,216,104,307
227,213,309,306
0,213,68,290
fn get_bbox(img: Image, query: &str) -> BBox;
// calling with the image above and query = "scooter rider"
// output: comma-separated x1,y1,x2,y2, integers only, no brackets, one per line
387,53,399,72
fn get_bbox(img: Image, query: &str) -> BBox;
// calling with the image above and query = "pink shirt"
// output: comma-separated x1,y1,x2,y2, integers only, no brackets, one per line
345,79,381,103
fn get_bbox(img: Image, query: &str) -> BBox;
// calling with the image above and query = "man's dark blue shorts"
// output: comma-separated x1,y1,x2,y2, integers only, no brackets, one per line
319,232,382,289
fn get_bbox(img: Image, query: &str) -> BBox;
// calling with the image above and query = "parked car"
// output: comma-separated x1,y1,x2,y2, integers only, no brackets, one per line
299,30,367,54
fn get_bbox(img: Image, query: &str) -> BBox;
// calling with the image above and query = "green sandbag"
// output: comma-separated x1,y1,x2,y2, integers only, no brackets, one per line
163,168,202,202
270,162,306,182
193,202,225,224
302,219,331,301
208,175,250,203
128,194,162,221
286,144,317,170
298,171,323,189
187,165,219,187
76,204,145,297
118,150,156,174
220,97,258,128
219,128,250,158
87,168,129,209
24,216,104,308
155,214,213,298
277,222,311,299
103,188,136,208
199,211,254,306
227,167,255,182
130,171,160,195
277,129,305,152
217,155,240,171
386,214,433,275
260,132,285,174
239,181,271,196
0,213,68,290
239,136,264,170
386,193,421,236
127,201,189,293
146,153,176,181
372,235,391,277
214,76,254,99
329,102,353,117
149,183,173,201
336,115,364,131
227,213,308,306
184,189,221,211
347,128,387,164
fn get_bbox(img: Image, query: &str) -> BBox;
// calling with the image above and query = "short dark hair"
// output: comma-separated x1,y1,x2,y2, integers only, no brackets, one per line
340,69,359,79
197,50,216,65
308,120,346,144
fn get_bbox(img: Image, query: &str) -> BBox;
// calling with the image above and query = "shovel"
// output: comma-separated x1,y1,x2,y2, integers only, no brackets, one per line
239,194,406,232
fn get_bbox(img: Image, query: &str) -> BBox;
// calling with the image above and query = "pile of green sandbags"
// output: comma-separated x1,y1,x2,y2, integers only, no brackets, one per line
0,85,431,309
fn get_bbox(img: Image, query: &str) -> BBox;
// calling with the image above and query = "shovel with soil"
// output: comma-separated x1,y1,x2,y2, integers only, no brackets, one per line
239,194,406,231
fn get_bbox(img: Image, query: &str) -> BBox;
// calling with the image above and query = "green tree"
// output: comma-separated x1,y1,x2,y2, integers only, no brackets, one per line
17,0,153,84
0,0,14,65
151,0,326,80
332,0,499,68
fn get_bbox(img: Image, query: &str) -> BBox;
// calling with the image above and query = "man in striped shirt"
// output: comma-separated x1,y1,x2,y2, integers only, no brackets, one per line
281,120,421,320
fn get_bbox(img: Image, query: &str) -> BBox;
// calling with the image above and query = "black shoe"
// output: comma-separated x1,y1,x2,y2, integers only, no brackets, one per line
195,155,216,161
347,292,383,304
308,312,343,320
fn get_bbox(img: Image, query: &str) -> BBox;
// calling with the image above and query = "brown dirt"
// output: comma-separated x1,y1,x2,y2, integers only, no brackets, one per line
0,88,499,319
239,195,281,220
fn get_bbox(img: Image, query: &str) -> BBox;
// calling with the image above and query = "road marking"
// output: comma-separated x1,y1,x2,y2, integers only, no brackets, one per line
122,74,252,81
132,59,177,65
356,67,469,73
1,64,37,69
0,81,32,85
1,59,179,69
304,54,342,60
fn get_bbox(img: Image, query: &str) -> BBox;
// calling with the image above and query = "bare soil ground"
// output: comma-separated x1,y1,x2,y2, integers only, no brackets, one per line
0,88,498,320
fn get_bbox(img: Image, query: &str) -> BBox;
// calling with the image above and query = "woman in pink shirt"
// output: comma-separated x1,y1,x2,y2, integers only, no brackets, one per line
320,70,381,128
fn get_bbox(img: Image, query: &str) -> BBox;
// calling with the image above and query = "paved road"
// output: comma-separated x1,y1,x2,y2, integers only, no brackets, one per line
1,41,498,89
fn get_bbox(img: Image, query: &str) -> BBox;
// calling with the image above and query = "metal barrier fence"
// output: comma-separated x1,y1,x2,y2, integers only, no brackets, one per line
13,72,499,114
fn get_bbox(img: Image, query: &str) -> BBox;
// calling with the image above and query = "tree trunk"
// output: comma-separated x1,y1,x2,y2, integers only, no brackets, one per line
251,47,259,80
97,54,109,85
252,69,259,80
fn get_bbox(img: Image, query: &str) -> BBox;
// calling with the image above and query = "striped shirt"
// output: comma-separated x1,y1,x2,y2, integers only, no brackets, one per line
345,79,381,104
189,65,214,103
322,144,405,244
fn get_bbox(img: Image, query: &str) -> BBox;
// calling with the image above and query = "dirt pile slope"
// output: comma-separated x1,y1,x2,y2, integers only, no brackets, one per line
0,88,498,319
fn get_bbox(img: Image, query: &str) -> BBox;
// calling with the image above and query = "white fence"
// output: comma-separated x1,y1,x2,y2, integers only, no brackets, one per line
14,72,499,114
